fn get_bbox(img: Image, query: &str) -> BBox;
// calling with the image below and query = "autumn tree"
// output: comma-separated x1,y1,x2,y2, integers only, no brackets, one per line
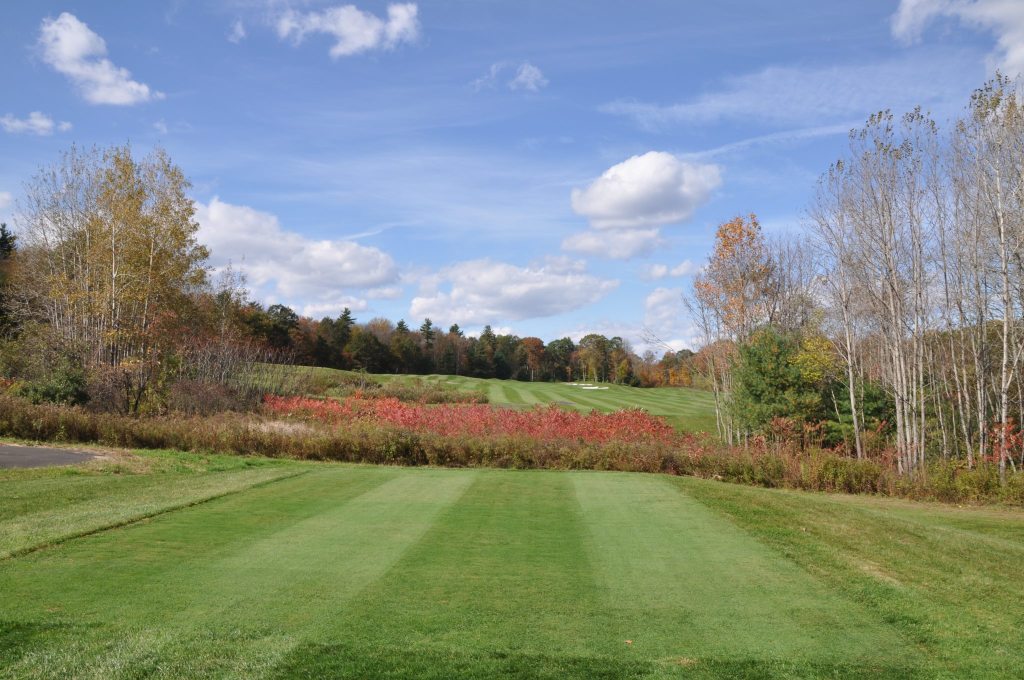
13,145,208,411
693,214,774,342
687,214,775,442
578,334,609,382
520,337,545,381
545,337,575,381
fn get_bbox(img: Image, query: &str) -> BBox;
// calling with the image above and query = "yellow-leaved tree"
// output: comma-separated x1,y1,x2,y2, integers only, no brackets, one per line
14,144,209,411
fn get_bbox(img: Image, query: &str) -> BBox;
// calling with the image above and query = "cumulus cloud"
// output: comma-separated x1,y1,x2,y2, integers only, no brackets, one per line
276,3,419,58
195,197,399,315
641,259,701,280
473,61,548,92
601,56,980,130
0,112,71,136
562,228,662,260
410,258,618,325
38,13,162,105
571,152,721,230
892,0,1024,77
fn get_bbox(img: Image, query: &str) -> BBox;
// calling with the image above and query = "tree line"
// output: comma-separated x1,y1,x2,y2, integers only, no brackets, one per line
688,75,1024,482
225,302,698,387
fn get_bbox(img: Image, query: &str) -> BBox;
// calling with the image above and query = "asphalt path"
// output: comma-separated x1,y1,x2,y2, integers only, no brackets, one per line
0,444,96,469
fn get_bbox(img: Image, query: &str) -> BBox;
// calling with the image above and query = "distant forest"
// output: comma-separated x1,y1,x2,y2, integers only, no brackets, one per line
233,302,697,387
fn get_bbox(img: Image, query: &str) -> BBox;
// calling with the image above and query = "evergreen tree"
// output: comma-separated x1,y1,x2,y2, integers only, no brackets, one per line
732,327,827,438
419,318,435,347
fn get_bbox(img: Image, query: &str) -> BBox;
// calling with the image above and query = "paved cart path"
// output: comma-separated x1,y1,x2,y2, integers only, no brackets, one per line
0,444,95,469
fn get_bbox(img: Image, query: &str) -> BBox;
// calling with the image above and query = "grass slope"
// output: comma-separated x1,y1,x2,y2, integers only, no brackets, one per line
373,372,717,432
0,450,298,559
2,453,1022,677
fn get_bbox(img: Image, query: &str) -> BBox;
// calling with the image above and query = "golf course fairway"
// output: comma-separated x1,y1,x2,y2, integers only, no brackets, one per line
2,454,1022,678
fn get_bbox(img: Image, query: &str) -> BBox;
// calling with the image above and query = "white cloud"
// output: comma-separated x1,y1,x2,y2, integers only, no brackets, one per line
473,61,548,92
560,290,695,355
571,152,721,230
365,285,404,300
535,255,587,274
276,3,419,58
643,287,696,351
643,264,669,280
601,56,980,130
410,258,618,325
301,298,369,319
38,13,163,105
562,229,662,260
682,123,858,161
0,191,12,211
670,260,701,277
228,19,247,44
641,259,700,280
153,120,169,135
195,197,399,311
464,325,515,338
471,63,505,91
0,111,71,136
892,0,1024,77
508,63,548,92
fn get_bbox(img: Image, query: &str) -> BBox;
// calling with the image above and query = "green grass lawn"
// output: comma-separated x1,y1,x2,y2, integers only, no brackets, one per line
371,372,718,432
2,452,1023,678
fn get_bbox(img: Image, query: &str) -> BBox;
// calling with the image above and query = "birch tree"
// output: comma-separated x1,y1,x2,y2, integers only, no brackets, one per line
13,144,208,410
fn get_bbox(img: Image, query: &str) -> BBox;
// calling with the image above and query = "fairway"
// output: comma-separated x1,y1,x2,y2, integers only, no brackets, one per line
3,454,1023,678
374,373,717,432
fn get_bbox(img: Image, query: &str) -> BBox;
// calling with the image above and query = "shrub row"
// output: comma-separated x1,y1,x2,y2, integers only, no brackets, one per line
1,394,1021,504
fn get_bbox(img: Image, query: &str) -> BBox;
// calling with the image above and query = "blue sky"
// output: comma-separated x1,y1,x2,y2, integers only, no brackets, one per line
1,1,1019,351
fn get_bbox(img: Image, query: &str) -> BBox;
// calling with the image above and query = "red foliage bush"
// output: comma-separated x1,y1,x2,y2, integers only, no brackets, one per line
264,395,678,445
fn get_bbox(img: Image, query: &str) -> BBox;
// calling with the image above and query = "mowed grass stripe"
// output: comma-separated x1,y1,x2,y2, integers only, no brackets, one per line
571,473,915,669
498,383,526,405
272,470,660,678
0,466,299,560
0,468,396,616
176,469,478,630
0,468,476,678
674,476,1024,677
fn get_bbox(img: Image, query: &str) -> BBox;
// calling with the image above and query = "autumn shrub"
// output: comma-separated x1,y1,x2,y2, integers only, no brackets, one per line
164,378,261,415
2,393,1023,504
264,395,675,444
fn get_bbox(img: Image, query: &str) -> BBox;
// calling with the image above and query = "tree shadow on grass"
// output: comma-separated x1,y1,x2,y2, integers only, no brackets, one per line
269,642,924,680
0,618,89,666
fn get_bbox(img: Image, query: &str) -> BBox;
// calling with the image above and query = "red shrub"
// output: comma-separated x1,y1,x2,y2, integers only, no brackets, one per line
264,395,678,445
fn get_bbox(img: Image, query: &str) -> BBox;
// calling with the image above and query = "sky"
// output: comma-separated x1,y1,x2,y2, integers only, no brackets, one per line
1,0,1020,352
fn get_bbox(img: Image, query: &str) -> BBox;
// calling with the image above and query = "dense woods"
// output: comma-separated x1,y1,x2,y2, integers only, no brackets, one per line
689,76,1024,483
232,307,698,387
